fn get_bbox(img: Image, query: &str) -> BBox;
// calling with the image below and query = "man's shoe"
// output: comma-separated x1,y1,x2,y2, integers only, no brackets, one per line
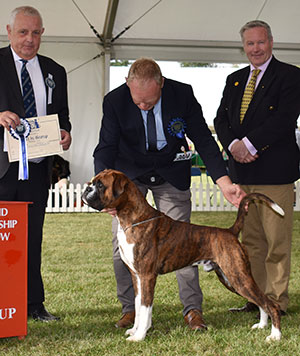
229,302,258,313
184,309,207,331
115,311,135,328
28,306,60,322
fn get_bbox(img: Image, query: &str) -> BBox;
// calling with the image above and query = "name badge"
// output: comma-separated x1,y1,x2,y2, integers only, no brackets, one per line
173,151,192,162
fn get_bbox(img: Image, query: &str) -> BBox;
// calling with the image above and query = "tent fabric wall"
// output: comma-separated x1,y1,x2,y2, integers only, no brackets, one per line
1,0,300,183
39,42,105,185
0,40,105,185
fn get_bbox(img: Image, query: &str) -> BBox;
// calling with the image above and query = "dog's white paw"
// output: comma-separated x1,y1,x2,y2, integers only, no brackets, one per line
125,327,136,336
252,321,267,330
266,327,281,342
126,331,146,342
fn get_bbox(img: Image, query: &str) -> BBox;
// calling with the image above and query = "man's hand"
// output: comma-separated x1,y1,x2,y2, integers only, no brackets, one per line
0,111,20,130
216,175,246,208
231,140,258,163
60,130,72,150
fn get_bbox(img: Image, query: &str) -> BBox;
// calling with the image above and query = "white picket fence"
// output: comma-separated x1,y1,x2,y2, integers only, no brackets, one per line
46,181,300,213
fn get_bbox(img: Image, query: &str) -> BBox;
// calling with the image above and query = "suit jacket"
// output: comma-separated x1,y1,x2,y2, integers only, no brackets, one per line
214,56,300,185
93,78,227,191
0,46,71,181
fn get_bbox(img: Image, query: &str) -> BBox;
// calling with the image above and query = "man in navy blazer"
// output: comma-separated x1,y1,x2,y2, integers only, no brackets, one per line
214,20,300,315
94,58,245,331
0,6,71,321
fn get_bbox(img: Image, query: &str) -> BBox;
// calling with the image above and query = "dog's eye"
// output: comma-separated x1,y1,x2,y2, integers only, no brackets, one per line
96,181,104,189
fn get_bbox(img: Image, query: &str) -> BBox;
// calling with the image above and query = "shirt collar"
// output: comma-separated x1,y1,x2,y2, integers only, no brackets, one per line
10,46,38,66
250,55,273,74
141,96,161,115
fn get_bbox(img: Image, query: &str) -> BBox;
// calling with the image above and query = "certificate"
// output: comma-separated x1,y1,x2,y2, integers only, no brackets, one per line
6,114,63,162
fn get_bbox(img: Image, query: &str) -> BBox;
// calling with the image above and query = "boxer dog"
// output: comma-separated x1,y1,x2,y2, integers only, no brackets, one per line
82,169,283,342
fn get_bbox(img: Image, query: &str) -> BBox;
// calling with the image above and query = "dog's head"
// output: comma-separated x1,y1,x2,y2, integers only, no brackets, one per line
82,169,129,211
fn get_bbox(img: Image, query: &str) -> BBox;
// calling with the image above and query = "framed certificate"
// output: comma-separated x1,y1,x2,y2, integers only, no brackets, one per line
6,114,63,162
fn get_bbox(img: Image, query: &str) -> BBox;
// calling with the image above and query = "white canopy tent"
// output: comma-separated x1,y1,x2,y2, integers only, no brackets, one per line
1,0,300,184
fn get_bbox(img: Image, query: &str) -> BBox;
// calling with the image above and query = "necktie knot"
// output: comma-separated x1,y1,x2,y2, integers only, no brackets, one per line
252,68,261,78
20,59,28,69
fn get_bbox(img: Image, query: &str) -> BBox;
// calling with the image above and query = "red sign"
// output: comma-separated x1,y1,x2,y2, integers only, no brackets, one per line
0,201,30,339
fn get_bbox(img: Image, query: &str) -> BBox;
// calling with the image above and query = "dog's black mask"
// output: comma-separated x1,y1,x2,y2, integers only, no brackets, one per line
82,181,106,211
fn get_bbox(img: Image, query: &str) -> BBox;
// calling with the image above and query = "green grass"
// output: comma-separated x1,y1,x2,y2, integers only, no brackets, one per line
1,212,300,355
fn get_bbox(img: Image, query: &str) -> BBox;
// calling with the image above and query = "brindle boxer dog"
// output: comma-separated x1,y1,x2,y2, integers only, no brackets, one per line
82,169,283,342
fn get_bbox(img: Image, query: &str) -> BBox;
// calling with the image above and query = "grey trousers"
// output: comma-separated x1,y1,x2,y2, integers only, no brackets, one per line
112,180,203,316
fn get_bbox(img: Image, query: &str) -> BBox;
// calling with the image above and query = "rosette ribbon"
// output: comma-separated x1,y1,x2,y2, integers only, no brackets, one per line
10,118,31,180
167,118,186,139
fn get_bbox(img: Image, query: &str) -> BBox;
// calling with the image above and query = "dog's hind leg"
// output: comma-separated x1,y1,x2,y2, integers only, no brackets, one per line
252,306,281,341
216,247,281,341
126,274,156,341
252,306,268,330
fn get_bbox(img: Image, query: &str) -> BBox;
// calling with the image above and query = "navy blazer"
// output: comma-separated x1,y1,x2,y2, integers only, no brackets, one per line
0,46,71,180
93,78,227,191
214,56,300,185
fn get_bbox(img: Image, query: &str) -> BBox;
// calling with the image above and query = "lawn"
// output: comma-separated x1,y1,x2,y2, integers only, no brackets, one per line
1,211,300,356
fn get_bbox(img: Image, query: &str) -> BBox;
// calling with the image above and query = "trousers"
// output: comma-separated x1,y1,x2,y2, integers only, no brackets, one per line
241,184,294,311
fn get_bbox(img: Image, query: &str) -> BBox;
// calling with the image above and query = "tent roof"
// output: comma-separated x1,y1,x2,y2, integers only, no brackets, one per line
1,0,300,64
1,0,300,185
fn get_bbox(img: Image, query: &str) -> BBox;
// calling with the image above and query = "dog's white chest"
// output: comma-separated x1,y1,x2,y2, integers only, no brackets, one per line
117,218,136,272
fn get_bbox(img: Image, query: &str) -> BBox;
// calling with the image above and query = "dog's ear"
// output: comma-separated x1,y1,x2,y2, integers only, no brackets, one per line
112,172,128,199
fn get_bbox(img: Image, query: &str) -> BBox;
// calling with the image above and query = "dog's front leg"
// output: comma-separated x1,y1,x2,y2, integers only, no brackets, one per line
126,274,156,342
125,288,141,337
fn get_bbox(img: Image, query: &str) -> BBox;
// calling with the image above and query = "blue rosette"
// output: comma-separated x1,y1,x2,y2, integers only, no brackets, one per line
9,118,31,180
167,118,186,139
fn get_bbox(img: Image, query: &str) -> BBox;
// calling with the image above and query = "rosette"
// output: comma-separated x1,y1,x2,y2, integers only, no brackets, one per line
10,118,31,180
167,118,186,139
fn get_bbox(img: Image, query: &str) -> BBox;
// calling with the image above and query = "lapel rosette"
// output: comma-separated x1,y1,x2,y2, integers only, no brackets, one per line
45,74,55,104
167,118,186,139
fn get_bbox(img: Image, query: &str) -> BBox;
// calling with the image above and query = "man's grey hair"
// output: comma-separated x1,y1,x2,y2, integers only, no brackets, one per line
9,6,43,28
240,20,273,41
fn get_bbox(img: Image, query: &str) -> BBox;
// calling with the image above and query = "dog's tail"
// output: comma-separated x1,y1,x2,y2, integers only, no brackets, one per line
229,193,285,236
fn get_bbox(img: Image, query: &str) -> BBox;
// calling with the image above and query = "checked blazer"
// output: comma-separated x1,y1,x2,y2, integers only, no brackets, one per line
214,56,300,185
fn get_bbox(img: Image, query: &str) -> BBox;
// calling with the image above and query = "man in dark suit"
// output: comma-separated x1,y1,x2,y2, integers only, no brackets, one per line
0,6,71,321
93,58,245,331
214,20,300,315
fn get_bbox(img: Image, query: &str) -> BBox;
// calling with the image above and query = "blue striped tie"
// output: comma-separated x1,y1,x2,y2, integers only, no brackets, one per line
20,59,37,118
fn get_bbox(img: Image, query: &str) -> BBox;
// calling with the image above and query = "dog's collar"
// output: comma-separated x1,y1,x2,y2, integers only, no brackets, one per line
123,216,163,232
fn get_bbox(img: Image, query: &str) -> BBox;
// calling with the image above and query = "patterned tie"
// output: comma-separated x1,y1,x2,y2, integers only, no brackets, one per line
240,69,261,123
20,59,37,118
147,108,157,151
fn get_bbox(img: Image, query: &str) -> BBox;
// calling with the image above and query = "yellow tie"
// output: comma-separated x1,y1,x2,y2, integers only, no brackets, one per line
240,69,261,123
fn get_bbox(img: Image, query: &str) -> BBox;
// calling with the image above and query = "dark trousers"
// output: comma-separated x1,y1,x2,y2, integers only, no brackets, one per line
0,160,49,309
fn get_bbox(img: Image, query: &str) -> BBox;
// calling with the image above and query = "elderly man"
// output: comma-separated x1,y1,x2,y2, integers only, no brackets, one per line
0,6,72,321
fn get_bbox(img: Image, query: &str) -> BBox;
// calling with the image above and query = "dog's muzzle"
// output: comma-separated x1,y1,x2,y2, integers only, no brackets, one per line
82,185,103,211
